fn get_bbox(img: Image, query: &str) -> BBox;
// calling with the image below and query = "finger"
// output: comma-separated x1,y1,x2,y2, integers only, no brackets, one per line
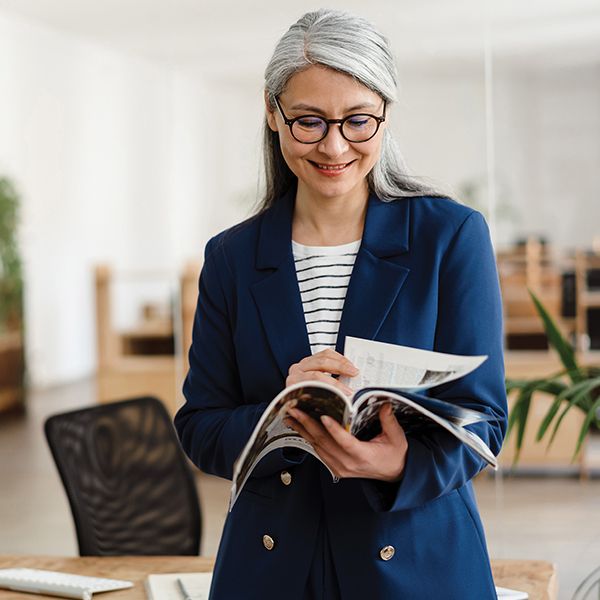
298,353,359,378
320,415,361,454
287,408,329,440
285,413,346,472
287,371,353,396
379,403,405,440
287,409,352,458
285,414,348,478
286,370,334,387
283,416,315,444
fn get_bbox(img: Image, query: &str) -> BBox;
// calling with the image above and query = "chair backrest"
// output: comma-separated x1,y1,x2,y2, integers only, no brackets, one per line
572,566,600,600
44,396,201,556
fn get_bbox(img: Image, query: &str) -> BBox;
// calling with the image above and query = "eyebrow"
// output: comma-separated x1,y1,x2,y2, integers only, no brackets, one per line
288,102,378,114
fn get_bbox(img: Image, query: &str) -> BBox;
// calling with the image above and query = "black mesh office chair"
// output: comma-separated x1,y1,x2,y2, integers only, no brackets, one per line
44,396,201,556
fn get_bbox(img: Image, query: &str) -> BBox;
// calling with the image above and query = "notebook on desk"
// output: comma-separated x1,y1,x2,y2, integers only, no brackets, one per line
145,572,213,600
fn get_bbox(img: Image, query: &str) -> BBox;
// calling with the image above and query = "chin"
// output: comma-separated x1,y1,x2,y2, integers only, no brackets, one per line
308,178,364,199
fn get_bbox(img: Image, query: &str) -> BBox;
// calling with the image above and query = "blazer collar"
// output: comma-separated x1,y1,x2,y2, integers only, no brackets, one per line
251,184,412,380
255,184,411,269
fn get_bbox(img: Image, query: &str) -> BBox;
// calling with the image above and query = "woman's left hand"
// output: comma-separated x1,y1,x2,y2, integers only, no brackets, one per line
285,403,408,482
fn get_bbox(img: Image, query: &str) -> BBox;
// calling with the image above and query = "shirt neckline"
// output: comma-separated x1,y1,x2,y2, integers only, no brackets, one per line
291,239,361,256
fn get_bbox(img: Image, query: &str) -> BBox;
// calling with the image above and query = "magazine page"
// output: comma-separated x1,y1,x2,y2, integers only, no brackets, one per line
350,390,497,469
352,389,494,428
229,381,349,510
340,336,487,393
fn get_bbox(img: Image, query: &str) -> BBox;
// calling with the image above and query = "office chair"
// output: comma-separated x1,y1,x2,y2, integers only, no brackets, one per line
44,396,201,556
572,566,600,600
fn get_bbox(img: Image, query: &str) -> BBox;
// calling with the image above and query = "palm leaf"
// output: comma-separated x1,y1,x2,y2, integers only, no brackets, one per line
507,386,535,463
574,395,600,458
535,380,570,441
528,289,580,382
548,377,600,447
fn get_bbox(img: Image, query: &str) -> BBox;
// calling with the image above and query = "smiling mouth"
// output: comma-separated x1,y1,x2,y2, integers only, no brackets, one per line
308,160,356,171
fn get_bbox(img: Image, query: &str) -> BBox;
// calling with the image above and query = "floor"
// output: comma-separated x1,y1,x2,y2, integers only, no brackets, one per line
1,378,599,599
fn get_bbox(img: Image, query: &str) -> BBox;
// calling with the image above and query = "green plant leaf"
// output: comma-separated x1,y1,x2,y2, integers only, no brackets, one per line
573,395,600,458
535,381,570,441
548,377,600,447
506,379,532,394
528,289,580,382
506,386,535,464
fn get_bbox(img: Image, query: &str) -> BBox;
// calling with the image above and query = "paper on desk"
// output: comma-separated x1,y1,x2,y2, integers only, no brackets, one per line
495,585,529,599
145,572,212,600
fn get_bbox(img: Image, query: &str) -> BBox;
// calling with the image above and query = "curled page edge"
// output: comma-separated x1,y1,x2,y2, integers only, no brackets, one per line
356,390,497,469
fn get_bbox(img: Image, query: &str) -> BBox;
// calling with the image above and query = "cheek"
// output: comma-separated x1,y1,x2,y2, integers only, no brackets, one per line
357,141,382,170
279,138,311,170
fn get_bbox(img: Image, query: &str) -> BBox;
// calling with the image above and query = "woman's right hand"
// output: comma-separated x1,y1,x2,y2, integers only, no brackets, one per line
286,348,359,396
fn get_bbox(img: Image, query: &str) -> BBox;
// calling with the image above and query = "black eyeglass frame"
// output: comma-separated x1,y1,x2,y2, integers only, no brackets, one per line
273,95,387,144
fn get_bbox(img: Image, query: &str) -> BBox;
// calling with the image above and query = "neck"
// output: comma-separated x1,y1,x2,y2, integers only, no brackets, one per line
292,180,368,246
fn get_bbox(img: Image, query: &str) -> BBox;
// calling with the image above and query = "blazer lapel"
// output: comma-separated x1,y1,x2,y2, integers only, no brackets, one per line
251,186,312,379
336,194,411,352
250,187,412,378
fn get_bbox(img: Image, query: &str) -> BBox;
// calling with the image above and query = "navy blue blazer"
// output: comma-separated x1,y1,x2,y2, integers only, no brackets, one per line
175,185,507,600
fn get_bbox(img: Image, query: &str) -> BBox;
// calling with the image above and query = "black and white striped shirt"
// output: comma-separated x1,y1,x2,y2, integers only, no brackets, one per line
292,239,361,355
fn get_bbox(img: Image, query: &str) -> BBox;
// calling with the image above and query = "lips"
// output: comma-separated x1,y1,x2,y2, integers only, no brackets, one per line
309,160,355,170
308,159,356,178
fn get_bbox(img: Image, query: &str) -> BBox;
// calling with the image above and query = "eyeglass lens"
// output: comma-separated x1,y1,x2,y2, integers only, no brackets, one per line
292,115,379,143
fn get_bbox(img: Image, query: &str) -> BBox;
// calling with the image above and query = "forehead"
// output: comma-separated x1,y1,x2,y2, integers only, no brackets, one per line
280,65,381,111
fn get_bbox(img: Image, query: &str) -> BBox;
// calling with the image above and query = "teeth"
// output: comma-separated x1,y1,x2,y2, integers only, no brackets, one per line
316,162,350,170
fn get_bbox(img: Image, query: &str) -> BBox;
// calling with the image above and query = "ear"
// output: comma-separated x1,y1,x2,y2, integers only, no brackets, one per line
264,90,278,132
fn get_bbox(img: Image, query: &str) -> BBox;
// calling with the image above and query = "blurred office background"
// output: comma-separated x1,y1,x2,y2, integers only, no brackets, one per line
0,1,599,598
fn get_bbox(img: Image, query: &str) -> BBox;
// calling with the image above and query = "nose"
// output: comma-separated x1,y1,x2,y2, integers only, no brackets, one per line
317,123,349,158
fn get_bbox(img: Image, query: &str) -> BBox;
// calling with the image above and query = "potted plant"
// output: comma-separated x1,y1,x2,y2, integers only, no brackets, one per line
506,290,600,461
0,176,25,411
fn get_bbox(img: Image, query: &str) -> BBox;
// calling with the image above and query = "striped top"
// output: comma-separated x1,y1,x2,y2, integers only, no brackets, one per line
292,239,361,355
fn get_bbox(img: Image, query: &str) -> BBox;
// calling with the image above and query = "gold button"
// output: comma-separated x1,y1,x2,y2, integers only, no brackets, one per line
379,545,395,561
280,471,292,486
262,535,275,551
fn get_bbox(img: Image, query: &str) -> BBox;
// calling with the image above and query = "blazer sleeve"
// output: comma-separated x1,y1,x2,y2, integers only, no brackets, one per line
174,236,303,480
362,211,507,512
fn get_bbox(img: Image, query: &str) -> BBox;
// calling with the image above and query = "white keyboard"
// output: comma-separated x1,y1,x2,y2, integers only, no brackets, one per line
0,568,134,599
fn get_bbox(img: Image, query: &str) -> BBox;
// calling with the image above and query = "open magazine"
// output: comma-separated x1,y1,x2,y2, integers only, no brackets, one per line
230,337,497,510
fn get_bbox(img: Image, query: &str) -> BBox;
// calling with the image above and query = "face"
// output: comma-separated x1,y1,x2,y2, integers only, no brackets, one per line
265,64,387,204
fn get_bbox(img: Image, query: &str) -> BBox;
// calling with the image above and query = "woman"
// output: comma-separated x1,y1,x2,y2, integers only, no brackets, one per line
175,9,507,600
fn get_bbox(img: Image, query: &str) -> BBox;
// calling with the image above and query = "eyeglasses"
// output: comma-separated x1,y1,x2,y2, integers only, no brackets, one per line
273,95,386,144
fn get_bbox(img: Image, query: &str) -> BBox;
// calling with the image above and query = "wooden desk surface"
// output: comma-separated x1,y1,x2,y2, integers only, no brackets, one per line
0,556,212,600
0,555,557,600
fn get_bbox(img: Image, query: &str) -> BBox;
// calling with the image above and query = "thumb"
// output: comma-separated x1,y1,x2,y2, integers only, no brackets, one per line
379,403,403,439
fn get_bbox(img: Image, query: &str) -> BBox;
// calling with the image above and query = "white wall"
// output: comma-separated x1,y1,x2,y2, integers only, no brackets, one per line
169,72,264,263
1,8,598,388
0,11,177,386
493,63,600,249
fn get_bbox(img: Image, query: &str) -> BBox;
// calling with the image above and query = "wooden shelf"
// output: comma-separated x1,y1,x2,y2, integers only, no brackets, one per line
579,290,600,308
95,264,201,414
0,330,24,412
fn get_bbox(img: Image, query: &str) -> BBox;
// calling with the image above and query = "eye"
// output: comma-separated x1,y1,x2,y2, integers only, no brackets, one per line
296,117,325,130
346,116,371,129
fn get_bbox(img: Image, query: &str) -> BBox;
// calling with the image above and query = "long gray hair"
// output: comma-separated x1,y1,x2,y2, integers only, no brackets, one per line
258,8,441,211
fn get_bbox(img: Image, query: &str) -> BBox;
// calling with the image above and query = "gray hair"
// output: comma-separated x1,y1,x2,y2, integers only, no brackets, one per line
258,8,442,211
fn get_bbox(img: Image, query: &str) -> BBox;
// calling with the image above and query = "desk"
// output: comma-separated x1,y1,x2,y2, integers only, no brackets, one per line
0,555,557,600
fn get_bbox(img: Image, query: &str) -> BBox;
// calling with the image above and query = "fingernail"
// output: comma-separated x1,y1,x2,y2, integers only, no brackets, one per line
320,415,331,427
